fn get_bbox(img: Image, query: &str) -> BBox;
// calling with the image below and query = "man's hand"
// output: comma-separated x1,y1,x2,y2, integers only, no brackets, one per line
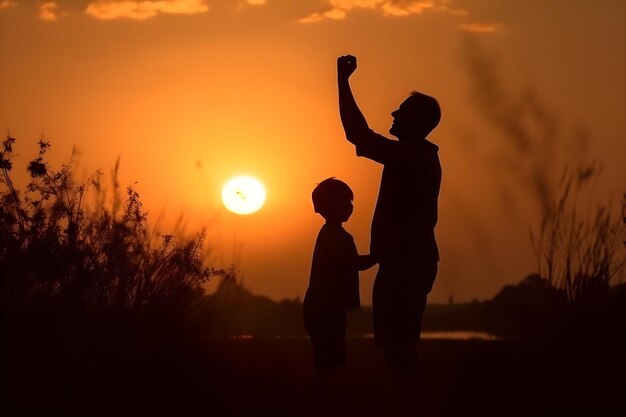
337,55,357,80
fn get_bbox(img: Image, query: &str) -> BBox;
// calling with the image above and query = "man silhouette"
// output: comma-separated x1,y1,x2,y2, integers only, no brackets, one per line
337,54,442,410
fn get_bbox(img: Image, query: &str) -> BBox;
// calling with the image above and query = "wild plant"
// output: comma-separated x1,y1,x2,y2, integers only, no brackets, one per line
1,136,233,310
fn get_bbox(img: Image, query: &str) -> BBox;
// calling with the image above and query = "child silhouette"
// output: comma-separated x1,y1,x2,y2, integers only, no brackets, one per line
303,177,377,402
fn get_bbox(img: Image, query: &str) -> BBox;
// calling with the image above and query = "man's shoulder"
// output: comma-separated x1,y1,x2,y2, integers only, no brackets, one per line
394,139,440,164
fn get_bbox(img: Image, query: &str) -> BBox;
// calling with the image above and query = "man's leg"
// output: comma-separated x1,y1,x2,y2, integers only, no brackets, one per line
383,341,423,416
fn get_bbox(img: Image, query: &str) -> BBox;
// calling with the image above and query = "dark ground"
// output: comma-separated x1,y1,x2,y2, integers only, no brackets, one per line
206,337,624,417
3,327,625,417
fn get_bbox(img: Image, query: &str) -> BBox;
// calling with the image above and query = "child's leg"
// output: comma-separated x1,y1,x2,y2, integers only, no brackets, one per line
307,312,346,414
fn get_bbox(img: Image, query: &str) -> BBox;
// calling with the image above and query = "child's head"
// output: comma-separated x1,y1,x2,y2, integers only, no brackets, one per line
312,177,354,223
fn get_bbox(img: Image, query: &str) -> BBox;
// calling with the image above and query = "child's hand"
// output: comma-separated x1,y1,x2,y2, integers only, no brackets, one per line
337,55,357,80
357,253,378,271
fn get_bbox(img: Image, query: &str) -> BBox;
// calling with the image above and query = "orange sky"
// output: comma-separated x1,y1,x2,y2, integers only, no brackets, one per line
1,0,625,304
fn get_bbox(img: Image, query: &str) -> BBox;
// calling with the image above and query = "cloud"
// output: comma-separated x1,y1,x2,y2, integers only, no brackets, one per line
460,22,506,35
40,2,61,21
85,0,209,20
9,0,505,31
299,0,467,23
0,0,17,10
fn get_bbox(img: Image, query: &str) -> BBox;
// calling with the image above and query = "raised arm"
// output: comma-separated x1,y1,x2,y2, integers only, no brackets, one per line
337,55,370,144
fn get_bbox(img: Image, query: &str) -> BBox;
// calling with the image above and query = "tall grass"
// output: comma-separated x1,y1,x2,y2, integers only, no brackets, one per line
530,163,625,305
463,37,625,312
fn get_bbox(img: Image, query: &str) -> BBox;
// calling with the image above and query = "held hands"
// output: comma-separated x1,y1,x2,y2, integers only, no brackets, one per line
337,55,357,80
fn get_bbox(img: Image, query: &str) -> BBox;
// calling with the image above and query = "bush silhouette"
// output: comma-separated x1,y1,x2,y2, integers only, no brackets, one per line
1,136,233,310
1,136,237,416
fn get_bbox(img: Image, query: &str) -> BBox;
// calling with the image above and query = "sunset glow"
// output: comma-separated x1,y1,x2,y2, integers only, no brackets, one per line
1,0,624,304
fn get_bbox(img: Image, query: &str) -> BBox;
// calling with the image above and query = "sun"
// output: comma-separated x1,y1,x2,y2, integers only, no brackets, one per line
221,176,266,215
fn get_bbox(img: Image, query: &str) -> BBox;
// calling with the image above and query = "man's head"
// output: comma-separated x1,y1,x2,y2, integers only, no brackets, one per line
389,91,441,140
312,177,354,223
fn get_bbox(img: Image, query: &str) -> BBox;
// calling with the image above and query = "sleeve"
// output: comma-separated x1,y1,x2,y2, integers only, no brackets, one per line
354,129,425,166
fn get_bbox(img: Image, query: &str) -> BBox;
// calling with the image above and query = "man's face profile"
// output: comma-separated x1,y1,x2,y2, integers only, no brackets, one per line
389,93,439,140
389,97,419,140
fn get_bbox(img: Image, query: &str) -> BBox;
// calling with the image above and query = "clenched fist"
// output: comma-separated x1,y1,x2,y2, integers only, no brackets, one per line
337,55,357,80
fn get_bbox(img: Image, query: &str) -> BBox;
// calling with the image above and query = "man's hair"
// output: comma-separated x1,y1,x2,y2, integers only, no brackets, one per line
408,91,441,135
312,177,353,217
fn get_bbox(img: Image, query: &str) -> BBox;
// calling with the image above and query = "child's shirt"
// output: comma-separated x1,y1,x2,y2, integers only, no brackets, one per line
303,224,360,315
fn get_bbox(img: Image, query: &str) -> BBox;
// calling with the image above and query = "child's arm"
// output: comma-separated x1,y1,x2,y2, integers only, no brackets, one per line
355,254,377,271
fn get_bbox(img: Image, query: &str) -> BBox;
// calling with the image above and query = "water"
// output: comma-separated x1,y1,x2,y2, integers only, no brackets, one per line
420,331,499,341
238,331,500,341
353,331,499,341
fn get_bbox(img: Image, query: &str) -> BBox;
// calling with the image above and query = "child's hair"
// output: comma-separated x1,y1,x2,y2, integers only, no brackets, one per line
312,177,354,218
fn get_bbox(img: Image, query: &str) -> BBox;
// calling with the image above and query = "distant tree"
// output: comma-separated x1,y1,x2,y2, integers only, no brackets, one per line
488,274,564,340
